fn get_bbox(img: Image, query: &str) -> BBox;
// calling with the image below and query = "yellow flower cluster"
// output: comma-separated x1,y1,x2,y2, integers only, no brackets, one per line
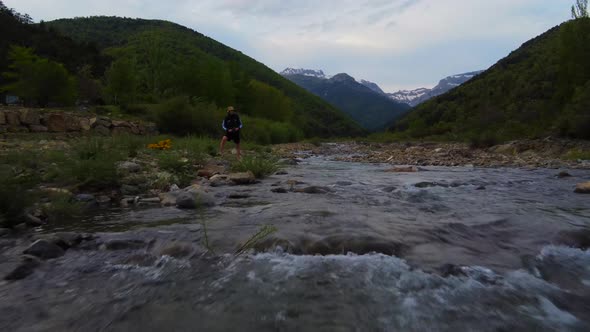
147,139,172,150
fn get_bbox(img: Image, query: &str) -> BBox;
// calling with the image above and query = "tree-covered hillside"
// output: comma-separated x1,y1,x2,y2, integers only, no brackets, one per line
45,16,364,138
391,18,590,142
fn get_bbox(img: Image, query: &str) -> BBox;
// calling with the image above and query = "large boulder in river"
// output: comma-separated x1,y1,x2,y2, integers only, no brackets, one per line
574,182,590,194
159,184,216,208
229,171,256,185
23,239,65,259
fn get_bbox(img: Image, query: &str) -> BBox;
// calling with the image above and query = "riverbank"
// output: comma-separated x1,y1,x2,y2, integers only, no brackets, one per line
275,138,590,169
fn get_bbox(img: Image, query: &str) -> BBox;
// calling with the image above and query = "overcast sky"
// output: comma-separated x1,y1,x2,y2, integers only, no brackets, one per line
4,0,572,91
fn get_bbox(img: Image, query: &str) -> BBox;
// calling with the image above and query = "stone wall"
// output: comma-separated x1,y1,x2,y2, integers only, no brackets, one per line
0,108,157,136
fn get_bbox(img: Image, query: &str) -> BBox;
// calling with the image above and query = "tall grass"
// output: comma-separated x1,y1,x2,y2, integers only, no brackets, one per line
231,155,280,178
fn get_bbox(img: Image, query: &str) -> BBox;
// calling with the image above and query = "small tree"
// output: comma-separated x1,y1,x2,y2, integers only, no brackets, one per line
572,0,589,19
104,57,137,106
1,46,77,106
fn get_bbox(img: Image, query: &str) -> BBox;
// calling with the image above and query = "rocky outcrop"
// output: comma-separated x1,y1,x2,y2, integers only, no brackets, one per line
0,107,158,136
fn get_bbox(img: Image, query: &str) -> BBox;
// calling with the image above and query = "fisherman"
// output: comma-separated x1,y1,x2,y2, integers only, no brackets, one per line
219,106,242,159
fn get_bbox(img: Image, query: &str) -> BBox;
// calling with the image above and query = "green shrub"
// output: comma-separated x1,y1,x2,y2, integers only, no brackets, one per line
564,149,590,160
231,155,280,178
156,97,222,136
469,132,500,149
42,193,83,223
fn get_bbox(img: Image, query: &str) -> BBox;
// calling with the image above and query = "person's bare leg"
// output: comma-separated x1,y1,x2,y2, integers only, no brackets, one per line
236,143,241,160
219,136,228,155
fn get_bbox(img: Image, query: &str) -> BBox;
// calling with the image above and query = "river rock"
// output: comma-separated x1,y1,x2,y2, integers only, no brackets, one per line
5,111,21,126
271,188,288,194
29,125,48,133
117,161,141,173
19,109,40,125
24,213,44,226
121,184,141,195
574,182,590,194
75,194,96,202
557,171,572,178
294,186,332,194
91,116,112,128
0,228,9,237
385,166,419,173
102,239,146,250
93,125,110,136
159,243,194,258
4,255,42,281
229,171,256,185
23,239,65,259
176,191,216,209
79,118,91,131
209,174,230,187
65,115,82,131
46,113,66,132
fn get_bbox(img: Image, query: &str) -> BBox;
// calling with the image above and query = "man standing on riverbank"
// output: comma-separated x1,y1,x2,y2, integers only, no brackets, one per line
219,106,242,159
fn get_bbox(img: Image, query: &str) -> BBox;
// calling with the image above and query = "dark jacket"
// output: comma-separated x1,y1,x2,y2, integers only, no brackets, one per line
222,113,242,131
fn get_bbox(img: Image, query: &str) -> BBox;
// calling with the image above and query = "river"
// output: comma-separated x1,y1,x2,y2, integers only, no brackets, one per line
1,153,589,331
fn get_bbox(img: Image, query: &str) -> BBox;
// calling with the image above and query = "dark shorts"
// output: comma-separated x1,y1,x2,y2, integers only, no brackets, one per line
225,130,241,144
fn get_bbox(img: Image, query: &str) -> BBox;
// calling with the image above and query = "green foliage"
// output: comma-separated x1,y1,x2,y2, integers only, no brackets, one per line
156,96,222,137
469,132,500,149
42,193,83,223
392,20,590,142
1,46,77,106
104,57,137,106
0,168,38,228
235,225,278,256
564,148,590,160
231,155,280,179
46,16,364,138
67,137,124,189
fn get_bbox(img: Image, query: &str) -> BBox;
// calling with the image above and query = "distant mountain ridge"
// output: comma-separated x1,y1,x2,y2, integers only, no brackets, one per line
281,68,410,131
388,71,484,107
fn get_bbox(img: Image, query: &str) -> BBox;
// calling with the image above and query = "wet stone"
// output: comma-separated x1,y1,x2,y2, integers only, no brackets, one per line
4,256,42,281
574,182,590,194
294,186,332,194
557,171,572,178
23,239,65,259
102,239,146,250
271,188,289,194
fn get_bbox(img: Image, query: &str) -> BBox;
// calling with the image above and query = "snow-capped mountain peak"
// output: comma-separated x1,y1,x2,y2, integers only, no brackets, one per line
281,68,328,79
388,71,483,107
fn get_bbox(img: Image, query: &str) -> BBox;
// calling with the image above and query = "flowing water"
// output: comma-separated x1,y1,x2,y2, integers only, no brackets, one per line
1,153,590,331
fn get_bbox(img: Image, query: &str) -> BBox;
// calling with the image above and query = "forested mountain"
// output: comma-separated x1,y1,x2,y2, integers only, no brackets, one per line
391,18,590,141
281,70,410,131
44,17,363,138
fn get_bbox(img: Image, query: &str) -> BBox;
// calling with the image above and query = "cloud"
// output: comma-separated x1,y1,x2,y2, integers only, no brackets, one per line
3,0,571,90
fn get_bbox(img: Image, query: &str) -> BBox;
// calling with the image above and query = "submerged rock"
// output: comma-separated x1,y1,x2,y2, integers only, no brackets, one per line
294,186,332,194
4,255,42,281
23,239,65,259
574,182,590,194
385,166,419,173
102,239,146,250
557,171,572,178
271,188,289,194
